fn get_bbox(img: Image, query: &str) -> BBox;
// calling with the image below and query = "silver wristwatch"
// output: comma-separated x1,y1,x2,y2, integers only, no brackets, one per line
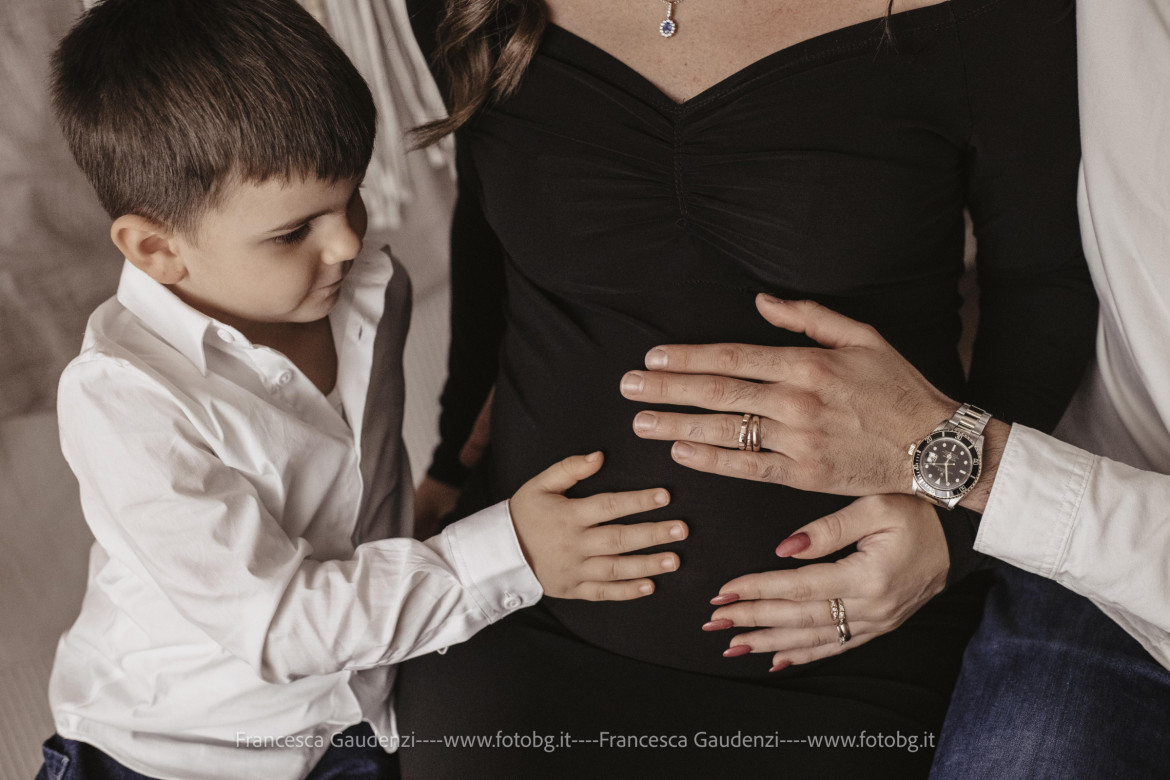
908,403,991,510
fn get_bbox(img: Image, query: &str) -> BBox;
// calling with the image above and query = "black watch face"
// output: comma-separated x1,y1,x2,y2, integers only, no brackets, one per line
914,432,981,498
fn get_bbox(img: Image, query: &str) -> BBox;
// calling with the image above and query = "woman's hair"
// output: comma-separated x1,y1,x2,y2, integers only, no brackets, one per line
414,0,547,147
416,0,899,148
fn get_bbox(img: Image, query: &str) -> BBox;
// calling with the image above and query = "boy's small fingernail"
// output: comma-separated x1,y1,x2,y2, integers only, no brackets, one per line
621,372,644,395
653,489,670,505
761,293,785,304
722,644,752,658
776,532,811,557
710,593,739,606
669,523,686,539
639,582,653,594
660,556,677,571
645,348,668,369
702,619,734,631
769,661,792,673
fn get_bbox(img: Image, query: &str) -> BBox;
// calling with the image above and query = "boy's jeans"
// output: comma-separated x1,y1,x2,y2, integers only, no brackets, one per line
931,565,1170,779
36,722,399,780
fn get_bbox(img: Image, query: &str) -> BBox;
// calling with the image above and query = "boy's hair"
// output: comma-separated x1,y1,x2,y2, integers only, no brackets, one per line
51,0,376,237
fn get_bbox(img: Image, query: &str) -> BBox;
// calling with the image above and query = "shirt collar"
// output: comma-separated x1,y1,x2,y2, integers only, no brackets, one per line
113,246,394,378
115,260,219,375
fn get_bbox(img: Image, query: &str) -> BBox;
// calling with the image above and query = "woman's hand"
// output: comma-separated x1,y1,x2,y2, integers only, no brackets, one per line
414,389,495,541
704,494,948,668
620,295,956,497
413,476,461,541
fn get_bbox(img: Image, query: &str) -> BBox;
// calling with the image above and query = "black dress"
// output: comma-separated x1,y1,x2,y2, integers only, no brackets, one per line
396,0,1096,775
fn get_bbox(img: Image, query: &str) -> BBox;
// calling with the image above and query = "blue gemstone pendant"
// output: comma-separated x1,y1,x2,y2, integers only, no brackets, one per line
659,1,678,38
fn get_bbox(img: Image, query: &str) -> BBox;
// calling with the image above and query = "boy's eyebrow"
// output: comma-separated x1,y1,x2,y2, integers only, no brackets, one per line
266,209,330,234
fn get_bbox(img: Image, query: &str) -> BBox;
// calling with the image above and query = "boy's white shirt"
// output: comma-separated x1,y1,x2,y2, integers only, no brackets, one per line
49,247,542,780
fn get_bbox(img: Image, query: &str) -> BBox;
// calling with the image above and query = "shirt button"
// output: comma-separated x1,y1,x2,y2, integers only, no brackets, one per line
277,371,293,386
216,328,235,343
502,592,521,610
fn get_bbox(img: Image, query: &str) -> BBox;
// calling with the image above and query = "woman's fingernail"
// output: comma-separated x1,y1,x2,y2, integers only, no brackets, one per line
769,661,792,673
633,412,657,432
761,294,785,304
673,442,695,459
620,372,644,395
723,644,752,658
776,532,811,558
702,619,734,631
645,348,668,369
669,523,686,539
710,593,739,606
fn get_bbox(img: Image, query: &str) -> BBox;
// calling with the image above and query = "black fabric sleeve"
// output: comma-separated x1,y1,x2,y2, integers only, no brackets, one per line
942,0,1098,586
407,0,507,487
425,134,509,487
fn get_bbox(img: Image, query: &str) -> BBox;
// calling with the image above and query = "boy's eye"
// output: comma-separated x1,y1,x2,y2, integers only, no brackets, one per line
274,223,311,245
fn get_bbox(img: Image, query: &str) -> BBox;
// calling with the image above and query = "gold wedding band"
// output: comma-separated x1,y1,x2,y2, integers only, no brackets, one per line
829,598,851,645
738,413,762,452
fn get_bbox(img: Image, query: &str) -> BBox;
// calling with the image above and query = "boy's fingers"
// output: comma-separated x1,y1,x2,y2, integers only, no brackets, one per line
576,579,656,602
588,519,688,555
531,451,604,493
575,487,670,524
583,553,679,582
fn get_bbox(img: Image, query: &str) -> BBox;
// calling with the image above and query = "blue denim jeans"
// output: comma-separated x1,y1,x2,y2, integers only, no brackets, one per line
930,565,1170,779
36,722,399,780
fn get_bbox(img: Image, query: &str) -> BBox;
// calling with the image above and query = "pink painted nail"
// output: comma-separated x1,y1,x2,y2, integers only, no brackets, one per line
769,661,792,673
776,532,811,558
722,644,752,658
702,619,734,632
710,593,740,606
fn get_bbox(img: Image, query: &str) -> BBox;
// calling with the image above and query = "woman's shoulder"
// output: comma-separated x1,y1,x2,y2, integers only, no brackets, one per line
949,0,1074,28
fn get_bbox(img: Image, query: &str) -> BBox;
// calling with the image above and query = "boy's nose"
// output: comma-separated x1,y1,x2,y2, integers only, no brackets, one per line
323,220,362,266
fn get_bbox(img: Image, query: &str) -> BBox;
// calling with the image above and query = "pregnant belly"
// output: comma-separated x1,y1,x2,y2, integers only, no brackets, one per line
485,366,853,678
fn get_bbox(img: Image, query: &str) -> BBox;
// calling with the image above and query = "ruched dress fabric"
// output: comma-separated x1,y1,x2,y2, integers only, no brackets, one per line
397,0,1097,775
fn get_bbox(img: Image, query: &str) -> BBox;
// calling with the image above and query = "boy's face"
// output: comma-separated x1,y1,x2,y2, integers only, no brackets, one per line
170,175,367,326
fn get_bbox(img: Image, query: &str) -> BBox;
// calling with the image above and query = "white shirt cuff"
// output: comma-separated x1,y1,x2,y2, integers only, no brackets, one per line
441,500,543,622
975,424,1097,578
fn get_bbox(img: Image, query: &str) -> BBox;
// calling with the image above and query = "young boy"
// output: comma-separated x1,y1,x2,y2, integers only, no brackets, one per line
39,1,687,778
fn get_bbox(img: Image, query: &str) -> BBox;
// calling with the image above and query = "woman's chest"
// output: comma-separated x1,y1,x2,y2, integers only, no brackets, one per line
469,23,970,297
543,0,948,103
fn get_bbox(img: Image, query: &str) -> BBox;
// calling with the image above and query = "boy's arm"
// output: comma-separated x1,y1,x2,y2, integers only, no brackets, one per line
59,359,541,685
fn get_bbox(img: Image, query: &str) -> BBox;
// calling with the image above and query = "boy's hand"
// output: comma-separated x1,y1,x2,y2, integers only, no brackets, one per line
511,452,686,600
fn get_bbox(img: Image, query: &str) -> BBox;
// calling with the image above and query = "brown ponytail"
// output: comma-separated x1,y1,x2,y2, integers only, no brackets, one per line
414,0,547,147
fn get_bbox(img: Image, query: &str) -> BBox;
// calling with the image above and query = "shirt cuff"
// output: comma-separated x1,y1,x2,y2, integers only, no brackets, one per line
441,499,543,622
974,424,1097,578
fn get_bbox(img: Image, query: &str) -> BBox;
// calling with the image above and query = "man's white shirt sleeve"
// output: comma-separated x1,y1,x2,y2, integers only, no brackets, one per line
977,426,1170,668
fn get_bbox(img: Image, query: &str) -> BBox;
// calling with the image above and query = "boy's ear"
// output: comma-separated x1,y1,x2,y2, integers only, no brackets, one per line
111,215,188,285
